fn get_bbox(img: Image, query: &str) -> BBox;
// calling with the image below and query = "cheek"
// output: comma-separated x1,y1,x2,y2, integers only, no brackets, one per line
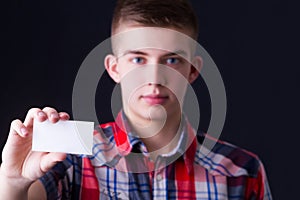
165,78,188,106
123,88,139,104
178,66,192,78
171,82,188,101
119,71,146,106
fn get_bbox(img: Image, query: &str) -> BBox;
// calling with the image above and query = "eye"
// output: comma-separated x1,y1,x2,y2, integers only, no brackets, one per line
132,57,145,64
166,57,179,65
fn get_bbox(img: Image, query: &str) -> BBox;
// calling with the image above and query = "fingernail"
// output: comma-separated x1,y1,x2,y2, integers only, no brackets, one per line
21,127,28,136
51,113,59,119
38,112,46,117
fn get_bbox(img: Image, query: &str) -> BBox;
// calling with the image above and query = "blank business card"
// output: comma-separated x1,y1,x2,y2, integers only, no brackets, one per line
32,120,94,155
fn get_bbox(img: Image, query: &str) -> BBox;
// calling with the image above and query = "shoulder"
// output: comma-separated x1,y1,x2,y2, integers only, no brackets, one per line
195,132,264,178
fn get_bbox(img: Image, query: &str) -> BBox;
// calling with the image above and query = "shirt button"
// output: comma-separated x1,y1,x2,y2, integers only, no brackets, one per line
156,174,163,181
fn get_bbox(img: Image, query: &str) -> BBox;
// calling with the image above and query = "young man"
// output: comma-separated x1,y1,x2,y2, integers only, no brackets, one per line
0,0,272,199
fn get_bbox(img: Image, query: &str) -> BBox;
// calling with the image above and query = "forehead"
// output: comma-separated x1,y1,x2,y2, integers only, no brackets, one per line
111,25,197,60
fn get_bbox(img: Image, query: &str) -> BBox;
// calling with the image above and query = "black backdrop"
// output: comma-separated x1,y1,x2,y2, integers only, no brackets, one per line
1,0,299,199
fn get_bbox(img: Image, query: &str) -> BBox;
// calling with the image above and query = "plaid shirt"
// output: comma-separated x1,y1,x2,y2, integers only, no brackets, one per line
40,111,272,199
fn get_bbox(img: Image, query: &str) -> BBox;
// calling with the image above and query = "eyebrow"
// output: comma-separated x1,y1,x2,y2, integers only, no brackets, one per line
163,50,188,58
122,50,148,56
122,50,188,57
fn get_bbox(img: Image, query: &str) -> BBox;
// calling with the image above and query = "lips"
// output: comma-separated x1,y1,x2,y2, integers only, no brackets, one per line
141,94,168,105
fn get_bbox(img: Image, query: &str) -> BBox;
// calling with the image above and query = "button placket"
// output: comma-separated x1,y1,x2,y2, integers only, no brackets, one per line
156,173,163,181
152,169,166,200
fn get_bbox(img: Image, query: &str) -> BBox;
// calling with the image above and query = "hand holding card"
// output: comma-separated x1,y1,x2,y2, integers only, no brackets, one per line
32,120,94,155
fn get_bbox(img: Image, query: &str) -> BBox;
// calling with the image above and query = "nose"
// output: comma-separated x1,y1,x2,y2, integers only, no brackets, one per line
146,63,167,86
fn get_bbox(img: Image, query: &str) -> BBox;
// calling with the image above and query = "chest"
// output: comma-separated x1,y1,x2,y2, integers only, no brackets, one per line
80,164,231,200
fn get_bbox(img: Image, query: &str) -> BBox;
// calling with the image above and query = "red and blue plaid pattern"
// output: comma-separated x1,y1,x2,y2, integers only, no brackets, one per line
40,111,272,199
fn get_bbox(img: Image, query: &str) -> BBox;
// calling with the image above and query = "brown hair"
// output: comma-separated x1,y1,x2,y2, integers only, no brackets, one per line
111,0,199,39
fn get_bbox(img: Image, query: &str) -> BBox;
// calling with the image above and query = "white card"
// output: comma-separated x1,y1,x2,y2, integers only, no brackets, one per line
32,120,94,155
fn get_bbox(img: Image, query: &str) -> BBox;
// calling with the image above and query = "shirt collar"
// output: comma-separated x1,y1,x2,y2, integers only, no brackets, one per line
93,110,252,177
111,110,198,173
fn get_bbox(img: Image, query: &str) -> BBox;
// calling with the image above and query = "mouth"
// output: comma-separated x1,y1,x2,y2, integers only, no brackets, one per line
141,94,169,105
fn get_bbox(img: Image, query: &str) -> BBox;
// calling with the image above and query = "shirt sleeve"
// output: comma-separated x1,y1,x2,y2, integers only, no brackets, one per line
39,154,80,200
245,160,273,200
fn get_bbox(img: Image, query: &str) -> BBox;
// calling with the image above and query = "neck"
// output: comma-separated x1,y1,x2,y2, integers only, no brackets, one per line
127,111,182,160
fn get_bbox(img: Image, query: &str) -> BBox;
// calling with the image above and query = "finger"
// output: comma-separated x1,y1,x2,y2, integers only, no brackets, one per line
58,112,70,121
40,152,67,173
42,107,60,123
9,119,29,137
23,107,47,128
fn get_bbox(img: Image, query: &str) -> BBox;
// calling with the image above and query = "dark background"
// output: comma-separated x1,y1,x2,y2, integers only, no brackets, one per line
1,0,299,199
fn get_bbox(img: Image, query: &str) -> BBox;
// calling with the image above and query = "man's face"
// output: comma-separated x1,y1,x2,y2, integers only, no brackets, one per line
106,23,201,126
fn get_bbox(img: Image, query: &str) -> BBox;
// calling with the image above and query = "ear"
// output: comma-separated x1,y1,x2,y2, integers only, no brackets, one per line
104,54,121,83
188,56,203,83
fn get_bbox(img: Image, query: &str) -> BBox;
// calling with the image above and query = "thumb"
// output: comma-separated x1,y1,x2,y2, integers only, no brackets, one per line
40,152,67,173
